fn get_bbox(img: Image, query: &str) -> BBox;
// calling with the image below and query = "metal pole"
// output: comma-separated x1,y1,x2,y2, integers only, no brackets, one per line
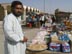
44,0,45,13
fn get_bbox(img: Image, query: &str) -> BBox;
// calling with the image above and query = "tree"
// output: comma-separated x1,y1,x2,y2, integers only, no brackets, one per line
0,4,4,21
7,5,11,14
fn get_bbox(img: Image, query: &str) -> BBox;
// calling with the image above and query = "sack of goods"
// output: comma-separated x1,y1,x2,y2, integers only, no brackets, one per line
49,42,60,52
62,42,70,52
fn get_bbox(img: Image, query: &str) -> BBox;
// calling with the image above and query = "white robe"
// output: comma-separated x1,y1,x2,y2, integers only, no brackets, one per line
3,13,26,54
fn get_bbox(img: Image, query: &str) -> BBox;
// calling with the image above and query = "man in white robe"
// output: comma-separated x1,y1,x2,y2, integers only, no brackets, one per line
3,1,28,54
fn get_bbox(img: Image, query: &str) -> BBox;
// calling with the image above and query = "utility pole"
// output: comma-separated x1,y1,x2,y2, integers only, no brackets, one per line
44,0,45,13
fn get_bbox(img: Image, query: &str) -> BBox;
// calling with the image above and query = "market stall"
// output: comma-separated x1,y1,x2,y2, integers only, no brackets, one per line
26,22,72,54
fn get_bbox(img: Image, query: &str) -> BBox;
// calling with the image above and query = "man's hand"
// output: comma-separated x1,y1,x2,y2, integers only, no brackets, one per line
23,36,28,42
20,36,28,43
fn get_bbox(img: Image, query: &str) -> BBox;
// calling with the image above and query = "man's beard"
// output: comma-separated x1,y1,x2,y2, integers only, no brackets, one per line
13,12,23,17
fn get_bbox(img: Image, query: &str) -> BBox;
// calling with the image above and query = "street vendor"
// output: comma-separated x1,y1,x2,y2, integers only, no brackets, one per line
3,1,28,54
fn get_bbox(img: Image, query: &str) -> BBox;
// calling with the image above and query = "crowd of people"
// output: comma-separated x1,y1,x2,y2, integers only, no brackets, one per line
26,13,56,28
